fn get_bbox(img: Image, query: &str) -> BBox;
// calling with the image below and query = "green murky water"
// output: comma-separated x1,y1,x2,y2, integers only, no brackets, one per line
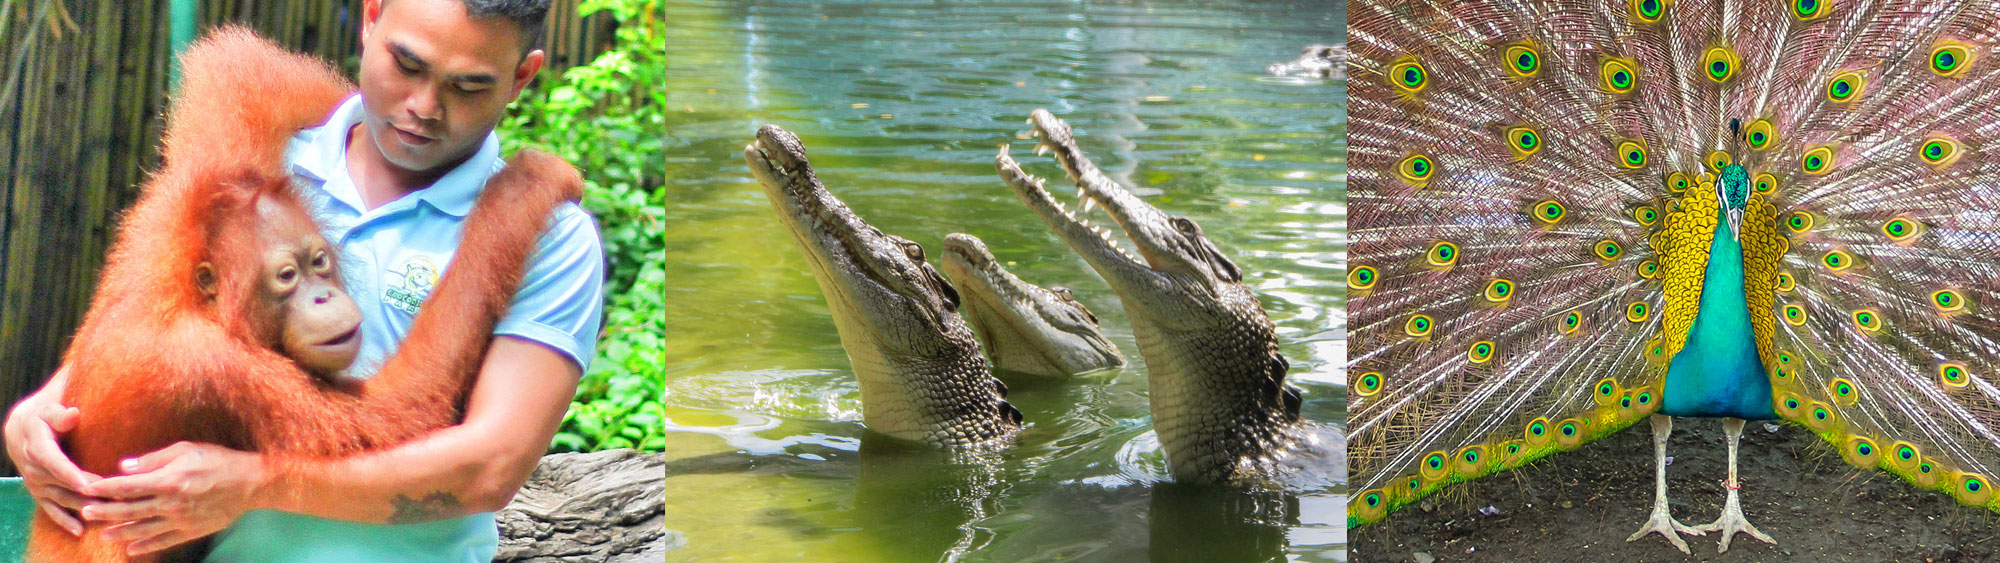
664,1,1344,560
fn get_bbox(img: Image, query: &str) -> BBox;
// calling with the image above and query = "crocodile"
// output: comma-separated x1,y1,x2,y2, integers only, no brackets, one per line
995,109,1321,484
1267,44,1345,79
940,232,1124,377
744,125,1022,448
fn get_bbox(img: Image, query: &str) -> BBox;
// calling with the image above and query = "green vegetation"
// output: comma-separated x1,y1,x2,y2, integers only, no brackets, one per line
500,0,665,453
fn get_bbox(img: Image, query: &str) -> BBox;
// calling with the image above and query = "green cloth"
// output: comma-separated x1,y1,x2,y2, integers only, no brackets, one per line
0,478,33,560
205,510,496,563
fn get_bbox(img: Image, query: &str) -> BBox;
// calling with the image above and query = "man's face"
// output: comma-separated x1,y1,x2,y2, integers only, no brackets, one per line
356,0,543,174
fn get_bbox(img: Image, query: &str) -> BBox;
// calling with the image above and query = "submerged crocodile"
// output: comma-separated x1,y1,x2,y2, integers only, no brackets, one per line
745,125,1022,448
996,109,1322,484
940,233,1124,377
1268,44,1345,79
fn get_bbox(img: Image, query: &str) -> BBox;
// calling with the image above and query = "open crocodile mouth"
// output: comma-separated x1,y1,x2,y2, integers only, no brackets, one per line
744,125,957,329
995,109,1241,287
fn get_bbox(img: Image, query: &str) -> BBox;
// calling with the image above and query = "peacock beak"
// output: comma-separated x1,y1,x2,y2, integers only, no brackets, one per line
1728,208,1743,241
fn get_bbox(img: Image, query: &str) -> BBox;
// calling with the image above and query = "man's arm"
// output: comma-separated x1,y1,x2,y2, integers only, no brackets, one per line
82,337,578,554
270,336,580,520
3,365,103,536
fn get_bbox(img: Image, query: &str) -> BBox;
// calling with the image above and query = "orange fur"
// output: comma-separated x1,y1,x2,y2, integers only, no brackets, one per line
25,26,583,562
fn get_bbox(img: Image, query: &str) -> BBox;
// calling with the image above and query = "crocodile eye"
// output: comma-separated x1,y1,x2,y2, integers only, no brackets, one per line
1171,216,1200,234
1052,287,1075,300
903,241,925,261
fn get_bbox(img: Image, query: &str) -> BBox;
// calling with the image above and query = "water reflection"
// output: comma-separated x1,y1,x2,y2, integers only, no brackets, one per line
666,0,1345,560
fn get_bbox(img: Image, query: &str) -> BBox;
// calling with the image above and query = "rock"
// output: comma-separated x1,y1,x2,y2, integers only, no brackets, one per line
495,449,666,562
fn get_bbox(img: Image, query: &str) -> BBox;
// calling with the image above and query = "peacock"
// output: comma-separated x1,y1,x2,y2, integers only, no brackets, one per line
1345,0,2000,554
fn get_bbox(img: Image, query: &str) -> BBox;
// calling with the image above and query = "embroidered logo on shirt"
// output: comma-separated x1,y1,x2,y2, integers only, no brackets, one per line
385,256,440,315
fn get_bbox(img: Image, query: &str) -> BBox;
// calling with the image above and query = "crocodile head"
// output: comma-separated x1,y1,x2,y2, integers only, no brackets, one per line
998,109,1253,331
940,232,1124,377
996,109,1306,483
746,125,1021,447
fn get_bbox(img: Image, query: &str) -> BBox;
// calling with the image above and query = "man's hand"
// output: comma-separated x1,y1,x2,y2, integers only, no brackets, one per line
80,442,269,556
4,381,100,536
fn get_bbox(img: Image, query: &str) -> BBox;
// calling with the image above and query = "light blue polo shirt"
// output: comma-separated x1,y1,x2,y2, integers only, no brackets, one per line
205,95,606,562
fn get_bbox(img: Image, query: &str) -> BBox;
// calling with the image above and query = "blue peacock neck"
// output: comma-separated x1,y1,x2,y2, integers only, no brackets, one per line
1659,165,1779,420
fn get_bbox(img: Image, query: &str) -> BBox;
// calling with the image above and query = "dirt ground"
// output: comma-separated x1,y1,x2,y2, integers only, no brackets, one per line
1349,420,2000,562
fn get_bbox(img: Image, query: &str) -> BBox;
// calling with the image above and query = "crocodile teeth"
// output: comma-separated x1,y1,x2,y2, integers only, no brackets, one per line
1036,144,1050,156
1080,195,1097,214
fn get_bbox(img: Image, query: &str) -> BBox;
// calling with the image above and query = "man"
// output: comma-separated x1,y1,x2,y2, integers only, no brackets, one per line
1,0,604,560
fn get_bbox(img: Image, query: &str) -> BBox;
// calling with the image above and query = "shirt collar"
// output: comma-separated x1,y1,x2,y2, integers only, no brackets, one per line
291,94,502,218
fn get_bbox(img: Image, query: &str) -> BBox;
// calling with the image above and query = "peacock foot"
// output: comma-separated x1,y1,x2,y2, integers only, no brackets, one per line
1695,483,1775,553
1626,503,1705,554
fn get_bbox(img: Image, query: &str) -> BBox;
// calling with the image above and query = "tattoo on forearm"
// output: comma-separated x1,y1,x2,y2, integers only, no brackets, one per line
387,491,463,524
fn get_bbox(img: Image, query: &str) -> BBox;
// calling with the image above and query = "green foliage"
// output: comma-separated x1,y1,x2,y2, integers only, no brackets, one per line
499,0,665,453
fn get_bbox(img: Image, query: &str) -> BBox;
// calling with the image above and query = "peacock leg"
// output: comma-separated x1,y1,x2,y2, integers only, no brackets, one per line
1627,414,1703,553
1696,417,1776,552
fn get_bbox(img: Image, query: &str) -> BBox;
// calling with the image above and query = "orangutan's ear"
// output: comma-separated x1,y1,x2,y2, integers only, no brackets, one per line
195,262,219,300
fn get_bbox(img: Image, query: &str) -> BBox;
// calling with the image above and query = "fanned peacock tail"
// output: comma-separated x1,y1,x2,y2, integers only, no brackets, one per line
1347,0,2000,527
